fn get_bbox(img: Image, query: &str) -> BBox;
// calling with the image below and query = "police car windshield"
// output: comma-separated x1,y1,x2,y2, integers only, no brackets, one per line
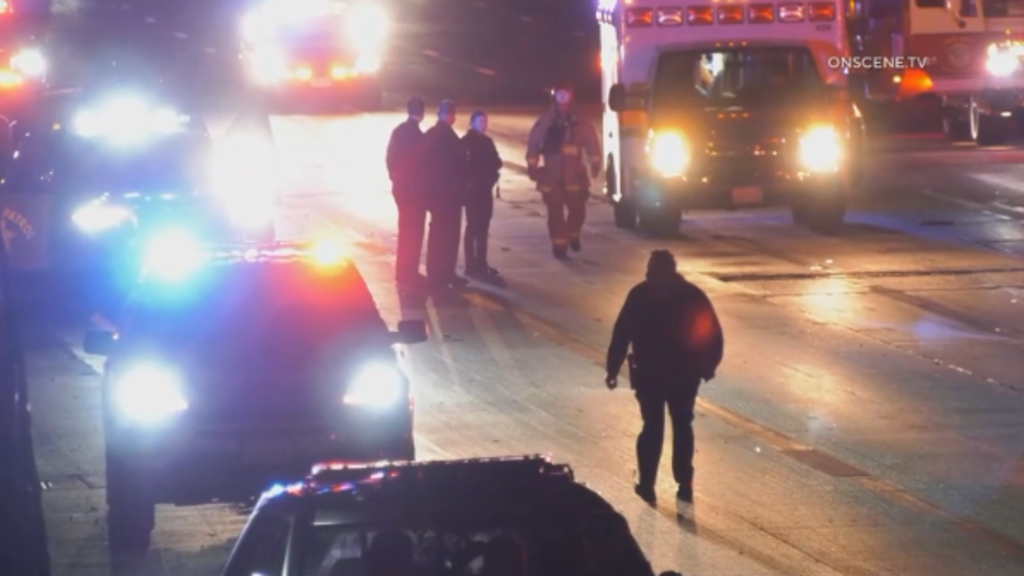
70,135,208,192
652,47,823,110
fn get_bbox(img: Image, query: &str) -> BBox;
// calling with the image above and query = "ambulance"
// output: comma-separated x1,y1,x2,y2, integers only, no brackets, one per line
598,0,866,235
850,0,1024,145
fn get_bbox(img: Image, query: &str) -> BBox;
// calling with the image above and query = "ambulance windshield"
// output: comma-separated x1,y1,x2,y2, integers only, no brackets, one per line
983,0,1024,17
652,47,823,110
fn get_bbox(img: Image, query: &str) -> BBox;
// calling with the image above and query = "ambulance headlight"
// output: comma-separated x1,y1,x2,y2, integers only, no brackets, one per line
647,131,688,177
73,94,188,145
343,362,405,409
799,126,842,173
142,228,207,281
986,43,1022,77
10,49,46,79
112,364,188,424
347,3,389,53
72,201,133,233
249,48,289,84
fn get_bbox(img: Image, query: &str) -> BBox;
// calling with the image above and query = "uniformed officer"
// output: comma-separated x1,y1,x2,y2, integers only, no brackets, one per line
422,100,468,288
385,97,427,286
605,250,724,504
525,85,601,259
461,111,502,278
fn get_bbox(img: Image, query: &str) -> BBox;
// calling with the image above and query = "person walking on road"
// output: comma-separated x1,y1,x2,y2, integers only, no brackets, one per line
526,85,601,259
422,100,468,289
461,111,502,279
605,250,724,504
386,97,428,287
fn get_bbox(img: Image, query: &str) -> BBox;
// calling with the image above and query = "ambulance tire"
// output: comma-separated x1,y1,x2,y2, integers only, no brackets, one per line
608,165,637,229
942,109,971,142
975,113,1011,147
639,207,682,238
798,193,846,236
106,456,155,558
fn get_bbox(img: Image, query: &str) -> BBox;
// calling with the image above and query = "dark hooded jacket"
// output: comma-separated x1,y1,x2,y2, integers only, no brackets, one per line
606,273,724,386
385,118,425,203
421,121,467,207
461,129,502,201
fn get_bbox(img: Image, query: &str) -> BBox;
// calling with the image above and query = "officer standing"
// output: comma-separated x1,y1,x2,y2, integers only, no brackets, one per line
461,111,502,279
422,100,468,288
526,85,601,259
605,250,724,504
385,97,427,286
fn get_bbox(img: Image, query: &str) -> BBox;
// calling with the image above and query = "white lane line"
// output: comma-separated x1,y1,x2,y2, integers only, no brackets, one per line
174,32,188,39
422,49,439,57
475,67,497,76
145,17,156,23
922,189,1023,219
204,47,217,54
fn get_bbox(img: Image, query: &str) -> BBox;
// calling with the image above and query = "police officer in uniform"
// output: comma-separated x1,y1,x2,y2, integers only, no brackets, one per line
526,86,601,258
461,111,502,278
422,100,468,288
386,97,427,286
605,251,724,504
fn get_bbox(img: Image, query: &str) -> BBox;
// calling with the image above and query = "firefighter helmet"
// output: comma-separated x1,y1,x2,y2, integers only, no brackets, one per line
551,85,574,106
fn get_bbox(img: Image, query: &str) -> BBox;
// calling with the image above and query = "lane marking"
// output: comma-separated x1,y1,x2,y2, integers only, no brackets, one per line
422,49,439,57
475,68,497,76
923,189,1024,220
174,32,188,40
145,16,155,23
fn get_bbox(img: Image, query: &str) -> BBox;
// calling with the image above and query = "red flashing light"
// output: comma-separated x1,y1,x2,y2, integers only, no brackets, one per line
687,6,714,25
778,3,806,21
625,7,653,26
656,7,684,26
749,4,775,23
717,5,744,24
808,2,836,21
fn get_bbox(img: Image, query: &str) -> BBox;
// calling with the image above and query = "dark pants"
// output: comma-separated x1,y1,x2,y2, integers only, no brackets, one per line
543,190,587,246
394,200,427,281
635,381,699,489
426,202,462,282
463,196,493,271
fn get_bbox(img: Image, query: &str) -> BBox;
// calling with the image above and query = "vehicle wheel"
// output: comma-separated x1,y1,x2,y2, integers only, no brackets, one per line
804,194,846,235
942,108,971,142
976,112,1011,146
106,456,155,557
607,164,637,229
639,206,682,238
790,201,810,227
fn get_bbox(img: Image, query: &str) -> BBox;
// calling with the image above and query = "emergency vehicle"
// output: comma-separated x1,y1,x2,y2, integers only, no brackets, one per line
598,0,866,235
850,0,1024,145
239,0,388,110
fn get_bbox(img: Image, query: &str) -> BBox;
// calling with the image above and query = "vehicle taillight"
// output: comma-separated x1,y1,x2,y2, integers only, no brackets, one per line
0,70,21,88
657,7,684,26
808,2,836,21
625,7,653,26
749,4,775,23
778,3,806,21
687,6,714,25
717,5,744,23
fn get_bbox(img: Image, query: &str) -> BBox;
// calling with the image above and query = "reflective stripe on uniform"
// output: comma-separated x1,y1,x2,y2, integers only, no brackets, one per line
561,144,579,156
526,156,540,166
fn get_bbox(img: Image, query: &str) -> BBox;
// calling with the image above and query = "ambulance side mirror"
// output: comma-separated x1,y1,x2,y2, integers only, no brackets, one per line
608,84,626,112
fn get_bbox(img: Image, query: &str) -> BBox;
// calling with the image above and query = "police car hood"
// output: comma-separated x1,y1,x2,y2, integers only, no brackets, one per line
651,101,837,153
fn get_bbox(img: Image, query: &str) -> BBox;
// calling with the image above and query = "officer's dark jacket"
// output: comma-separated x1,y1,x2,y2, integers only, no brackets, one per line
606,273,724,383
461,129,502,198
421,121,466,203
385,118,425,200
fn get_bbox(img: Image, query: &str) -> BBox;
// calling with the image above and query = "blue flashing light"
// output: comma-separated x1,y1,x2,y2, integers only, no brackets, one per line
141,228,208,281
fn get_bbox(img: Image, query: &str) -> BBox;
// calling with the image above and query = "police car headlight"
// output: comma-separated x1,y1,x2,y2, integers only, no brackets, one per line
142,228,207,280
343,362,405,408
347,3,389,54
112,364,188,424
73,94,189,145
647,131,688,177
72,201,133,233
10,49,46,79
799,126,842,173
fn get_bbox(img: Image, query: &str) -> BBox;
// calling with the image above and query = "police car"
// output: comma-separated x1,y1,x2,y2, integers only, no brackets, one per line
82,240,427,555
598,0,866,235
239,0,388,110
222,456,672,576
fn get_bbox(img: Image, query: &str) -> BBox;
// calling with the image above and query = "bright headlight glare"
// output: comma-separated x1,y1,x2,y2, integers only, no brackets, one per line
11,49,46,78
799,126,842,172
113,365,188,423
72,201,132,232
72,94,188,144
987,52,1019,77
250,48,289,84
343,362,405,408
647,131,688,177
347,4,389,52
142,228,207,280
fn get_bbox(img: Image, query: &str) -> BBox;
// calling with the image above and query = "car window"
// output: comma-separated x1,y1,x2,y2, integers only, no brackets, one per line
232,515,292,576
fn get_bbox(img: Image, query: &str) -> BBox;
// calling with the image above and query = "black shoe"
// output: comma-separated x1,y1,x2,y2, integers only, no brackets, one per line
634,483,656,504
449,275,469,286
397,273,427,286
569,237,581,252
677,485,693,503
552,245,568,259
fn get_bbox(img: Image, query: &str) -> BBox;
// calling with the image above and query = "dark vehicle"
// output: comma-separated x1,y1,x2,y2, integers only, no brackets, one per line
239,0,388,110
607,46,866,236
223,456,677,576
81,242,427,555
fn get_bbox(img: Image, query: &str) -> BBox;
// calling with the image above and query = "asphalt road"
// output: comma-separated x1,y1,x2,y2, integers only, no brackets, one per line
15,0,1024,575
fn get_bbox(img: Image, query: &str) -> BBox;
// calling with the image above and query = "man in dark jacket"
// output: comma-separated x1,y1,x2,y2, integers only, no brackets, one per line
422,100,468,288
386,97,427,286
461,111,502,278
605,250,724,504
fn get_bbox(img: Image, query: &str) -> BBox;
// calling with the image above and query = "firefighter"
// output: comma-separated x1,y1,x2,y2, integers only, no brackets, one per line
526,85,601,259
461,111,502,278
422,100,468,288
605,250,724,504
385,97,427,286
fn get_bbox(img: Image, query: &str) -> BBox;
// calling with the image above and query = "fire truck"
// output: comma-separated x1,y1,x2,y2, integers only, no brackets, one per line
598,0,866,235
850,0,1024,145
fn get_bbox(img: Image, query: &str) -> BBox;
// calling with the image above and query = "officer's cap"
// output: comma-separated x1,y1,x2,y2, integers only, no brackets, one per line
407,97,425,117
437,100,456,117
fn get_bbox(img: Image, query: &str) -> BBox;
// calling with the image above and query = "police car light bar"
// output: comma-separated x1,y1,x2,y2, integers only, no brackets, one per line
623,2,832,26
